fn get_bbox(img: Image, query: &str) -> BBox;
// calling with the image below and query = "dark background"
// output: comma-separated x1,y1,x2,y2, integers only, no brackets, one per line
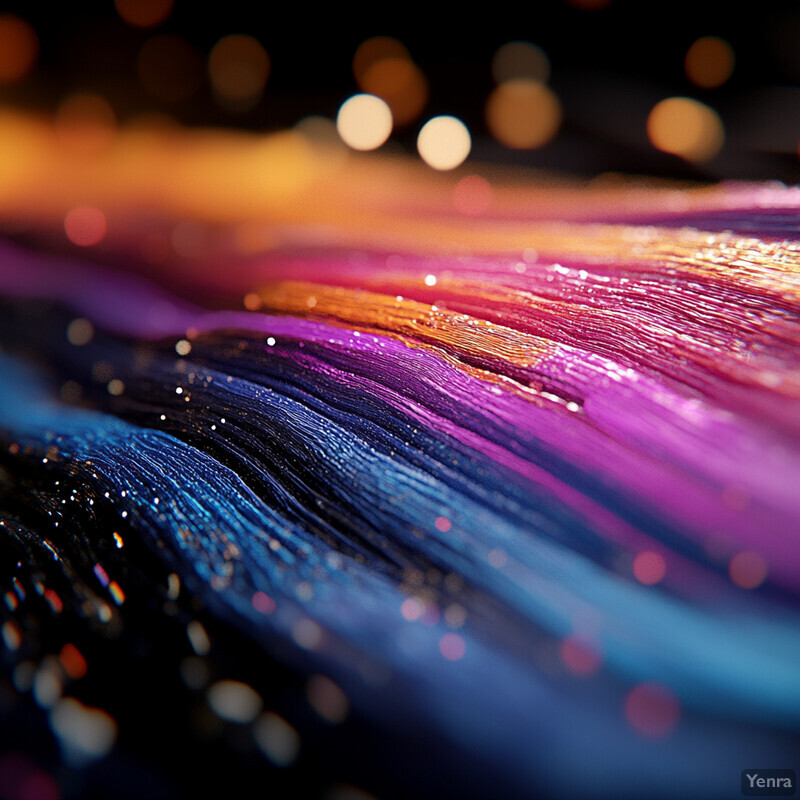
2,0,800,182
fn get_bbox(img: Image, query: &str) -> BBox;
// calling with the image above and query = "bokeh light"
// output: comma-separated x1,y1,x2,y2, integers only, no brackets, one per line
353,37,410,84
64,207,107,247
55,93,117,155
401,597,424,621
306,675,349,723
50,698,118,762
0,15,38,85
624,682,681,739
115,0,173,28
729,550,768,589
255,712,300,766
359,58,428,127
492,41,550,85
206,679,262,723
685,36,735,89
632,550,666,585
647,97,724,162
66,318,94,346
439,632,466,661
252,590,276,613
336,94,393,151
453,174,494,215
353,37,428,127
486,79,562,149
417,116,471,170
434,515,452,532
559,634,602,676
208,35,270,112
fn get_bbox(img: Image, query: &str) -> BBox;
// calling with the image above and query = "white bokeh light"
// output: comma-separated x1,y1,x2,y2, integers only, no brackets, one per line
336,93,393,151
417,116,471,170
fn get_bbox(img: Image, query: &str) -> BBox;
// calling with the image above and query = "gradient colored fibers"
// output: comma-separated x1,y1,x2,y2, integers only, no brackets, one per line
0,119,799,800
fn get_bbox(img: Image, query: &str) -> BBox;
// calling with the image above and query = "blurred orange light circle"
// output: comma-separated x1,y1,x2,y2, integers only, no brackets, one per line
55,93,118,154
64,207,107,247
486,79,562,149
361,57,428,127
0,15,38,84
647,97,724,162
353,37,411,86
115,0,173,28
209,35,270,111
492,41,550,85
685,36,734,89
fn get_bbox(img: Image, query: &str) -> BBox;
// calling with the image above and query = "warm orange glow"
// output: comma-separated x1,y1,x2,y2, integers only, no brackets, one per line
115,0,173,28
59,643,88,680
354,37,426,127
486,80,562,149
360,57,428,127
55,93,117,155
417,116,471,170
64,206,107,247
0,15,38,84
138,35,203,103
685,36,734,89
647,97,724,162
336,94,393,151
492,41,550,85
353,37,411,86
209,35,270,112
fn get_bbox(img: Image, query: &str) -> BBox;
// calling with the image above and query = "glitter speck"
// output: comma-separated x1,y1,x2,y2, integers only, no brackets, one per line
424,274,437,287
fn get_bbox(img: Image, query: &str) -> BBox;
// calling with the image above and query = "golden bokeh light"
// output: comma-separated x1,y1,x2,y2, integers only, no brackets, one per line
486,80,562,149
417,116,471,170
353,36,427,127
353,37,411,86
647,97,724,162
685,36,735,89
360,58,428,127
0,14,38,85
138,35,203,103
55,93,118,155
492,41,550,85
208,35,270,112
336,94,393,151
115,0,173,28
